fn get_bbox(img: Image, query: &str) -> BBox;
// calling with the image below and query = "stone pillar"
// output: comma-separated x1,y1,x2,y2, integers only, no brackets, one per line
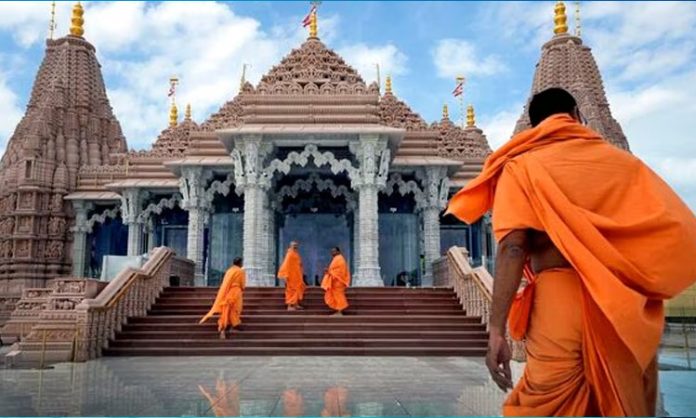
349,134,391,286
233,135,272,286
120,189,144,256
70,200,92,277
352,205,360,274
146,219,156,253
267,203,277,281
419,167,449,286
180,167,212,286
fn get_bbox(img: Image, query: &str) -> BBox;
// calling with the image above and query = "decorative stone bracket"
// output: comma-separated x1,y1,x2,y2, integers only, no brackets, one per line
275,172,357,212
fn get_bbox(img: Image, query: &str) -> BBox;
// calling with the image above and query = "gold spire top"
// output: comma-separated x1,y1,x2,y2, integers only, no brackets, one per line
575,1,581,37
70,2,84,38
309,7,318,38
385,75,392,94
169,103,178,128
442,104,449,120
554,1,568,35
185,103,192,121
466,104,475,127
48,1,56,40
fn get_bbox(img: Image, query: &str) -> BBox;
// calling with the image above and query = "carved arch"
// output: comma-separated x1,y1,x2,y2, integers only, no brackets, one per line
275,173,357,212
263,144,358,180
382,173,426,210
137,194,182,224
86,207,121,234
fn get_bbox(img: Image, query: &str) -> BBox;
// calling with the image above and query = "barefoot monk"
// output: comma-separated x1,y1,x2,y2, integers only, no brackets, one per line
447,88,696,416
321,247,350,316
278,241,306,311
199,257,246,339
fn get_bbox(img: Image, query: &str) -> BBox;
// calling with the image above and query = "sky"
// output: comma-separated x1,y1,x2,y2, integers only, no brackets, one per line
0,1,694,210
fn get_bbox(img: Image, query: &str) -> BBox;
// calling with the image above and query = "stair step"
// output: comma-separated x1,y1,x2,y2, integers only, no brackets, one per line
128,315,481,324
114,330,489,340
121,323,486,332
102,346,487,357
108,339,488,348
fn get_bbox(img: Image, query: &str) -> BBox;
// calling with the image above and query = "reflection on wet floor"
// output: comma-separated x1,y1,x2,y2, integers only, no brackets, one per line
0,356,509,416
2,354,691,417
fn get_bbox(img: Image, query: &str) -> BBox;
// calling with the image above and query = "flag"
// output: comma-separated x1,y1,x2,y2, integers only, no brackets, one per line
452,79,465,97
168,79,177,97
302,4,317,27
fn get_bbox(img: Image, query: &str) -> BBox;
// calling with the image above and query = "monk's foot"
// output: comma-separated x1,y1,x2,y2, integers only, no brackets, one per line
287,306,297,311
219,331,226,340
331,311,343,317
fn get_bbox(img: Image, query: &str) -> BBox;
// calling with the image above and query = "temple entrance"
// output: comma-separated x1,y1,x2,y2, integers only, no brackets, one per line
278,213,351,286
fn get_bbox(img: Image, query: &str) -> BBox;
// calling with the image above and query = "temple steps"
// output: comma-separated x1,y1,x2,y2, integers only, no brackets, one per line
105,286,488,357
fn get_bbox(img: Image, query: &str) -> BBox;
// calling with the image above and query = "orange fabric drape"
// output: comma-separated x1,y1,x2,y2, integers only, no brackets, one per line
199,265,246,330
446,114,696,416
278,248,306,305
321,254,351,311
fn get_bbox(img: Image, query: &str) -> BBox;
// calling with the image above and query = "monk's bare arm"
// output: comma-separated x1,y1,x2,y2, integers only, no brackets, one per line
486,229,529,391
489,229,529,336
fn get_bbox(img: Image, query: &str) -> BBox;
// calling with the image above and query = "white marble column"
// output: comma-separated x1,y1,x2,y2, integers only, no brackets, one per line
180,167,212,286
233,135,273,286
349,134,391,286
352,205,360,274
70,200,92,277
267,203,277,281
120,189,144,256
419,167,449,286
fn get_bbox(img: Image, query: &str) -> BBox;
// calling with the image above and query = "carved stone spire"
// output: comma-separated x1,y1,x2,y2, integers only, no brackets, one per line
0,7,127,302
514,2,629,150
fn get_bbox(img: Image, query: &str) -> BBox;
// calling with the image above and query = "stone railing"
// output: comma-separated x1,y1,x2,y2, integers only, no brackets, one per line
74,247,188,361
434,246,526,361
5,248,194,367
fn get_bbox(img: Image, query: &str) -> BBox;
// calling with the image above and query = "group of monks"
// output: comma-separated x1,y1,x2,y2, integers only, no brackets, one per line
200,242,351,339
198,87,696,416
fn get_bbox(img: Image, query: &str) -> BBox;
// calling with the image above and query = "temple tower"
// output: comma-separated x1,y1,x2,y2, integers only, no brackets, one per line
0,3,126,322
514,1,629,150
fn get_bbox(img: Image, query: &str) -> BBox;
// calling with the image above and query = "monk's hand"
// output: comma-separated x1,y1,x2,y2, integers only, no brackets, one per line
486,330,513,392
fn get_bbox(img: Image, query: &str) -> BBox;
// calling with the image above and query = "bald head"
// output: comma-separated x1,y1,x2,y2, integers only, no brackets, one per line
289,241,299,250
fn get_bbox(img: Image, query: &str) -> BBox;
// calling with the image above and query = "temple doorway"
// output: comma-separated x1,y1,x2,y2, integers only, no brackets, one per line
278,213,351,286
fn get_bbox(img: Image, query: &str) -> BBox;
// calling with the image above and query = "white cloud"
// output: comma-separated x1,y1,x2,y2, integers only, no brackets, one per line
338,43,408,84
0,1,74,47
432,38,506,79
0,70,24,156
479,104,523,150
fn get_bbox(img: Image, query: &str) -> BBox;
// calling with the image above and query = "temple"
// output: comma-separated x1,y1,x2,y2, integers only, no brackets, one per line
0,1,633,325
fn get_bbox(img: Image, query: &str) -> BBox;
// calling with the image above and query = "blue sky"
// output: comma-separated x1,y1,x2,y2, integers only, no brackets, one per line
0,1,694,210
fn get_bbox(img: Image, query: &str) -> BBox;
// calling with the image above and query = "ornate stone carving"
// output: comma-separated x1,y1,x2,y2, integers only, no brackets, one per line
276,173,357,212
138,195,182,224
434,119,492,160
46,240,64,259
379,93,429,131
265,144,358,182
48,216,66,236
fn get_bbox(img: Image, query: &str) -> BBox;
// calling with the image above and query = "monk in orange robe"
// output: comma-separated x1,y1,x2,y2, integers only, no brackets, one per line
199,378,240,417
447,87,696,416
199,257,246,339
321,247,350,316
278,241,306,311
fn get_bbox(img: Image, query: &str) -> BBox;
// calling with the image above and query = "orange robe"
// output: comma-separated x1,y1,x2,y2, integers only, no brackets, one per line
447,114,696,416
282,389,305,417
321,254,350,311
277,248,306,305
198,379,239,417
321,387,349,417
199,265,246,331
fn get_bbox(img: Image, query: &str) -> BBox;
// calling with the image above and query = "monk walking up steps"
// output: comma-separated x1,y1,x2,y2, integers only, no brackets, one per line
447,88,696,416
199,257,246,339
321,247,351,316
278,241,306,311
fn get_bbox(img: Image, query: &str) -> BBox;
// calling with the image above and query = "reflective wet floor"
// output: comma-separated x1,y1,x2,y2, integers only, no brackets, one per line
0,355,693,416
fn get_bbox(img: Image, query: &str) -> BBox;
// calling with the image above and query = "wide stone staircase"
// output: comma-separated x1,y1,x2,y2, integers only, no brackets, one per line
104,286,488,356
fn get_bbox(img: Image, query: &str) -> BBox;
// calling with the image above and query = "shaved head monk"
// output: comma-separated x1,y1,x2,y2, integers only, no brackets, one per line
321,247,351,316
199,257,246,339
447,87,696,416
278,241,306,311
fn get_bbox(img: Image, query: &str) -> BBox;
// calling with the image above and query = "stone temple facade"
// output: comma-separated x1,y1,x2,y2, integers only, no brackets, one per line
0,1,628,324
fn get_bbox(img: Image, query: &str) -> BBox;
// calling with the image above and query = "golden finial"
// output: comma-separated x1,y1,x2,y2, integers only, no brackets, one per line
466,104,475,127
70,2,84,38
48,2,56,40
385,75,392,94
554,1,568,35
185,103,192,121
575,1,581,37
169,103,178,128
442,104,449,120
309,4,318,38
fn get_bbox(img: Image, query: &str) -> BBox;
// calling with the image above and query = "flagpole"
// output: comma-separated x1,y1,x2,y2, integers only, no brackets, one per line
375,63,381,92
456,76,465,128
